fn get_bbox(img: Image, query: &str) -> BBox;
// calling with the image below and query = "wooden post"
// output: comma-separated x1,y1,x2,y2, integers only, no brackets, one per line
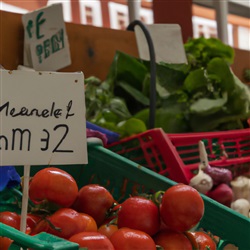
152,0,193,42
20,165,31,233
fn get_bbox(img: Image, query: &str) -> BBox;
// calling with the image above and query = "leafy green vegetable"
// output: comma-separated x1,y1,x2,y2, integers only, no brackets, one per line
243,69,250,82
85,37,250,135
155,62,189,93
84,75,147,138
189,94,228,115
183,68,208,93
117,118,147,138
116,81,150,106
184,37,235,69
105,52,148,92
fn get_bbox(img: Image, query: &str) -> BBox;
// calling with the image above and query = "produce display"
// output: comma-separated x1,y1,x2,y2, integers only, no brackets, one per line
189,141,240,209
0,139,249,250
1,13,250,250
1,167,219,250
191,165,250,216
85,76,147,139
83,37,250,223
107,127,250,218
85,37,250,136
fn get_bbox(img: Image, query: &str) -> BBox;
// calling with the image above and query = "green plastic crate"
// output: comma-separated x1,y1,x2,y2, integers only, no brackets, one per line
0,142,249,249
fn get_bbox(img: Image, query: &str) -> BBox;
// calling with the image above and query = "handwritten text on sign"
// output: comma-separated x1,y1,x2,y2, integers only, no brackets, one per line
0,70,87,166
22,4,71,71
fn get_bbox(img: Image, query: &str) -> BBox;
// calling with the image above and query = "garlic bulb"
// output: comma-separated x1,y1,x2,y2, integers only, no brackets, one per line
231,198,250,218
189,166,213,194
230,176,250,202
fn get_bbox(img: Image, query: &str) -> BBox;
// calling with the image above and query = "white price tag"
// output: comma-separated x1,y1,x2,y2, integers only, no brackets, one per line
22,3,71,71
0,70,87,166
135,24,187,64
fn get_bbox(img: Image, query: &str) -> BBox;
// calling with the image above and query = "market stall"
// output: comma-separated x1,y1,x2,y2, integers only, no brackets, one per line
0,7,250,250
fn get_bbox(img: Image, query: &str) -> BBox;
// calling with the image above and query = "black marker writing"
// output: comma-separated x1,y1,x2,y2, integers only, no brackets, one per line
66,100,74,119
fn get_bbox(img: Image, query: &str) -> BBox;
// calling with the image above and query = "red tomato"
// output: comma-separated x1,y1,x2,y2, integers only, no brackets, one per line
110,227,156,250
159,219,170,231
30,218,50,236
98,223,118,239
0,237,13,250
29,167,78,207
0,211,39,235
186,231,217,250
0,211,20,229
0,212,21,248
184,231,199,249
69,231,115,250
47,208,86,239
26,214,42,232
160,184,204,232
72,184,115,226
117,196,160,236
154,229,193,250
32,208,85,239
79,213,98,232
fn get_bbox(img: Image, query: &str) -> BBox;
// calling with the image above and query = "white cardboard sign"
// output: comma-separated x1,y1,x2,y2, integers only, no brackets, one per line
0,70,87,166
22,3,71,71
135,24,187,64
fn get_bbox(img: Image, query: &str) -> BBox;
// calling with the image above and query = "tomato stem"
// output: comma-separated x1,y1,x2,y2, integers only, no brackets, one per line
44,217,62,232
156,245,164,250
152,191,165,206
105,202,121,220
107,218,118,226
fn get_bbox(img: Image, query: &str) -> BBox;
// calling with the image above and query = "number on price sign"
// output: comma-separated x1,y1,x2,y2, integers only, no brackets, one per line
0,69,87,166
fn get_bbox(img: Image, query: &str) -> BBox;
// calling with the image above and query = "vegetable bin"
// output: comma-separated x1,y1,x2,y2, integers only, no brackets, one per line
107,128,250,184
0,142,249,249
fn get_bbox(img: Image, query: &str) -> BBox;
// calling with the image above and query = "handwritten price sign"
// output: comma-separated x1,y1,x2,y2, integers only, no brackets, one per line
0,70,87,166
22,3,71,71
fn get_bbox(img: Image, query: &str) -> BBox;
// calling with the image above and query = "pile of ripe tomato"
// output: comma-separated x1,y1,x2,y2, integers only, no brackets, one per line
0,167,218,250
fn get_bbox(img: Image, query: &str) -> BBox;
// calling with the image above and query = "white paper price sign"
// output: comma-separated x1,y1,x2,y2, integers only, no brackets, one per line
0,70,87,166
135,24,187,64
22,3,71,71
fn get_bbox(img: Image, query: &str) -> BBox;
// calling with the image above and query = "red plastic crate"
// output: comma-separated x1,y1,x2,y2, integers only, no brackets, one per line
107,128,250,184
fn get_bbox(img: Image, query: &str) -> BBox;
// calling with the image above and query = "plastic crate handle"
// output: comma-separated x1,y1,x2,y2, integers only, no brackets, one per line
0,223,79,250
